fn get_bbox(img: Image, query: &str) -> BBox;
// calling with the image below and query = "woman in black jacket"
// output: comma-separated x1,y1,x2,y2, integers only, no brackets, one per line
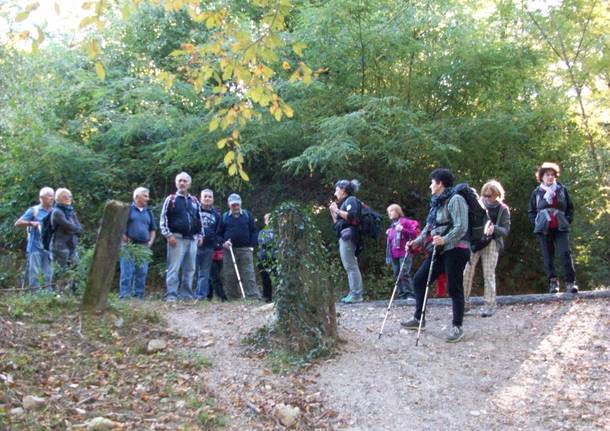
329,179,364,303
527,162,577,294
51,188,83,292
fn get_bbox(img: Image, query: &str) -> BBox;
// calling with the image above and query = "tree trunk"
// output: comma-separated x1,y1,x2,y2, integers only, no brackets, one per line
272,203,337,355
82,200,130,313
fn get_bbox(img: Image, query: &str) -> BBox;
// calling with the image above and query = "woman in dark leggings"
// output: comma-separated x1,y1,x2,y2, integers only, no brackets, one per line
402,168,470,343
527,162,577,294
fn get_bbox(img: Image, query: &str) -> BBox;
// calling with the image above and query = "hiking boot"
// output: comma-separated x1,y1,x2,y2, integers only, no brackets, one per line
565,282,579,294
548,277,560,294
400,317,424,330
480,307,496,318
340,295,363,304
446,326,464,343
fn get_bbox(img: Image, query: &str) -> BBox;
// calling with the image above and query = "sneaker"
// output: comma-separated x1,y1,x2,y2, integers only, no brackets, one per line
480,307,496,318
340,295,363,304
565,282,579,294
164,296,177,303
548,277,559,294
400,317,424,330
446,326,464,343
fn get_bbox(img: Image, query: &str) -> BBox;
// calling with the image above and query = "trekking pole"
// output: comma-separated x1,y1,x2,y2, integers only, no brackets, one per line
228,243,246,299
416,245,437,347
378,250,410,339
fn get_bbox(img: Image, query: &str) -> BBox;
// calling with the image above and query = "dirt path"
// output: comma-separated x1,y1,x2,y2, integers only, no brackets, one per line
165,297,610,430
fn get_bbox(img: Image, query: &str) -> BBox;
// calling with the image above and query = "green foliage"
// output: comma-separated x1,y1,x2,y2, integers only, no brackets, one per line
120,242,153,267
0,0,608,296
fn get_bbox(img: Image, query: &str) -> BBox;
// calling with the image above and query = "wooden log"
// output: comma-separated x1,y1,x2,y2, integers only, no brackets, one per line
82,200,130,313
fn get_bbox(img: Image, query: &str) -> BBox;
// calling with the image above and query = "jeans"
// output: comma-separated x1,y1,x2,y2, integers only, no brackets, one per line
119,253,149,299
339,239,363,299
165,237,197,300
537,230,576,283
52,246,79,293
222,247,260,300
196,247,214,299
391,254,413,298
27,250,53,290
413,247,470,327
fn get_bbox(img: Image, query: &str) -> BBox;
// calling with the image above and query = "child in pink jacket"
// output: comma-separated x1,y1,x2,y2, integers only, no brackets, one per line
386,204,419,299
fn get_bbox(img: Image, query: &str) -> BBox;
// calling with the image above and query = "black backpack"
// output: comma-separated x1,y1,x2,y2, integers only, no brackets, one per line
357,201,382,240
452,183,491,252
40,209,56,251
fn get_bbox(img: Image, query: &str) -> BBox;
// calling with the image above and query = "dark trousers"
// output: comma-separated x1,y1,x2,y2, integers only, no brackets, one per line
413,247,470,327
537,230,576,283
257,263,273,303
207,260,227,300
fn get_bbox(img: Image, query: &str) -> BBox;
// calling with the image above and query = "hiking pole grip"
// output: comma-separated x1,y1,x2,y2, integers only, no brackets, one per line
229,244,246,299
416,246,437,346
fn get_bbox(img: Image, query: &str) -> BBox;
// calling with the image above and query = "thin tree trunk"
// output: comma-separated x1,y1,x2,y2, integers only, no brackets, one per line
82,200,130,313
358,6,366,96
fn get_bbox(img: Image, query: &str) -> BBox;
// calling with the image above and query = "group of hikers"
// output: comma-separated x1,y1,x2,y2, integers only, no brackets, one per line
331,163,577,343
15,172,275,303
16,162,577,342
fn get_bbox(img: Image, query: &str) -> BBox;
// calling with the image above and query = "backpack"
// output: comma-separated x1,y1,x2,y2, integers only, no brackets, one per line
40,209,56,251
357,201,382,239
451,183,491,252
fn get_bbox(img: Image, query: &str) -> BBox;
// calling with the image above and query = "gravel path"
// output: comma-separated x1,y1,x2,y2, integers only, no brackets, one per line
165,297,610,430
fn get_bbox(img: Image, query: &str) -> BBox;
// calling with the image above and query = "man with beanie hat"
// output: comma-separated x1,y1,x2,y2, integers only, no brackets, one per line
217,193,261,300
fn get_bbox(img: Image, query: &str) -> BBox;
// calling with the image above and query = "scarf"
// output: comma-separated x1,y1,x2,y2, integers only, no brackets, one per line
426,187,454,227
56,203,75,218
483,198,501,209
539,182,558,205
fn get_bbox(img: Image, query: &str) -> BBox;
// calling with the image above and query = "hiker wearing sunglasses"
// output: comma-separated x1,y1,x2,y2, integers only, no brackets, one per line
463,180,511,317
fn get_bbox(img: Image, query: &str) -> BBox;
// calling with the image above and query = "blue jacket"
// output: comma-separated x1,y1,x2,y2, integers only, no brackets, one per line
199,207,220,249
217,210,257,248
159,193,203,239
257,228,276,261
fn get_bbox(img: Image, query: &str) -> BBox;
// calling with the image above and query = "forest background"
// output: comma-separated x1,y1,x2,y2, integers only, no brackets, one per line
0,0,608,296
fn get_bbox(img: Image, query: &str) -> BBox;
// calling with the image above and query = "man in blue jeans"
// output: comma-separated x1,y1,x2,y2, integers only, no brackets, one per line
15,187,55,291
196,189,220,299
160,172,204,301
119,187,157,299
